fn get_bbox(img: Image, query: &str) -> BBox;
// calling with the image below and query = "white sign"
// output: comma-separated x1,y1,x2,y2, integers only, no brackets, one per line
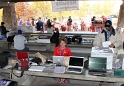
52,1,79,12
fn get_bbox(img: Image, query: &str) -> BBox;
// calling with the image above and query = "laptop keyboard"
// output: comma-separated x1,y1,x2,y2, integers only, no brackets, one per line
67,67,81,72
89,69,107,76
89,69,106,73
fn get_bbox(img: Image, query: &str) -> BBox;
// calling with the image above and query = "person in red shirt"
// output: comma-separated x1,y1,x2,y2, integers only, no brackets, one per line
53,38,72,83
53,38,72,56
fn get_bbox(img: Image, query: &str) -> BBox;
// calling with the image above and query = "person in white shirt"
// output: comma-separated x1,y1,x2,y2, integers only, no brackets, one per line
14,30,29,51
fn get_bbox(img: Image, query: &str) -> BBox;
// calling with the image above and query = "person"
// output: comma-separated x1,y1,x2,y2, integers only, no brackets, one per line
50,28,59,46
31,18,35,26
67,16,72,31
46,19,52,33
14,30,29,51
81,20,86,31
54,38,72,56
18,18,23,26
36,17,44,32
0,22,8,38
91,16,96,24
93,20,122,57
25,19,31,26
102,16,107,24
53,38,72,83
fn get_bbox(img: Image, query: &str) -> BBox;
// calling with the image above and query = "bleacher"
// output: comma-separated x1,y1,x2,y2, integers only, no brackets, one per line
0,39,92,59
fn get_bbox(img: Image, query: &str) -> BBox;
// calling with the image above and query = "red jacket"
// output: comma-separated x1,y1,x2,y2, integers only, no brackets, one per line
53,46,72,56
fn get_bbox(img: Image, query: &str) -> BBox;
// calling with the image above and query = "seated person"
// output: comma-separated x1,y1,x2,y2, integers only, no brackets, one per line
54,38,72,56
93,20,122,58
14,30,29,51
53,38,72,83
0,22,9,38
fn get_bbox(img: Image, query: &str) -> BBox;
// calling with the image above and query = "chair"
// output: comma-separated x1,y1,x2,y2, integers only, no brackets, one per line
16,52,29,60
16,52,29,70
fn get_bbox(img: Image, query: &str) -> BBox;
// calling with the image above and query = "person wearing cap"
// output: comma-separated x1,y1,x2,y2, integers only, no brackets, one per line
14,30,29,51
0,22,8,38
93,20,122,56
91,16,96,24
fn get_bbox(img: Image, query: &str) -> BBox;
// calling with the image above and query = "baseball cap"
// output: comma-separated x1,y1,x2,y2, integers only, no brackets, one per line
105,20,112,27
18,30,22,34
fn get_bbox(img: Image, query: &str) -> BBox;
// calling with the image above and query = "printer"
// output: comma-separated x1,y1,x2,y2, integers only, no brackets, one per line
91,47,113,70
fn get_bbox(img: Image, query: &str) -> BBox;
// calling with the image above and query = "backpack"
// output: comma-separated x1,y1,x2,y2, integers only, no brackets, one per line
65,36,72,44
2,51,11,57
50,31,59,43
0,52,8,68
7,35,15,44
72,36,82,44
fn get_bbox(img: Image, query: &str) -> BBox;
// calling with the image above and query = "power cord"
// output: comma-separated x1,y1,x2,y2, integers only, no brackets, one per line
11,63,29,79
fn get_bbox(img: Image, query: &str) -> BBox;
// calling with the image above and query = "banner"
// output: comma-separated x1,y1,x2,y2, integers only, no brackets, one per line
52,1,79,12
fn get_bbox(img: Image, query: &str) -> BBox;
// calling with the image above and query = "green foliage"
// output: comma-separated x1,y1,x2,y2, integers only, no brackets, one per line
30,1,52,19
89,1,116,17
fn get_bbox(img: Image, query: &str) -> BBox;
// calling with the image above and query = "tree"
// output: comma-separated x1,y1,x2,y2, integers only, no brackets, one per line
15,2,34,22
30,1,52,19
14,1,118,23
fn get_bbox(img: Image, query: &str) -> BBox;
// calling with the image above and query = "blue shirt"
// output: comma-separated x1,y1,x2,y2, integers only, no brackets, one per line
105,29,111,41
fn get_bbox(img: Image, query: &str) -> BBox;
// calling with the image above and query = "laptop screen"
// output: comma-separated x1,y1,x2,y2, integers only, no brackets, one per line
69,57,84,66
89,57,107,70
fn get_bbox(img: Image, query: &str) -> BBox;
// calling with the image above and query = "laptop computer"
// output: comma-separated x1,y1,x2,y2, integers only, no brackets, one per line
52,56,64,65
88,57,107,76
66,56,84,73
28,66,46,72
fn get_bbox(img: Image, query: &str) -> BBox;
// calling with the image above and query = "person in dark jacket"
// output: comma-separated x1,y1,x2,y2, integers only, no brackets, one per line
0,22,8,38
47,19,52,28
36,18,44,32
50,28,59,46
91,16,96,24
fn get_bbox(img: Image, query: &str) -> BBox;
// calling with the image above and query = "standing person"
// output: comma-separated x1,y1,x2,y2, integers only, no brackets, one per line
36,17,44,32
67,16,72,31
25,19,31,26
93,20,122,57
46,19,52,33
91,16,96,24
0,22,8,38
31,18,35,26
102,16,107,24
14,30,29,51
81,20,86,31
18,18,23,26
44,15,48,31
53,38,72,83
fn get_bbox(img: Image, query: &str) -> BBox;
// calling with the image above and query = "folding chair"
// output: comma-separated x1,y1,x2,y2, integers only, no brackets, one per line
16,52,29,70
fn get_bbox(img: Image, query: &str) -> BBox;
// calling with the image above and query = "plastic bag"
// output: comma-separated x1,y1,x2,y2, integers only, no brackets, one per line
63,56,70,67
35,52,47,64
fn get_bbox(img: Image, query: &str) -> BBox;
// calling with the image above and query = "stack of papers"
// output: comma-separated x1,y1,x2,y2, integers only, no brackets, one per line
102,41,111,47
54,66,65,73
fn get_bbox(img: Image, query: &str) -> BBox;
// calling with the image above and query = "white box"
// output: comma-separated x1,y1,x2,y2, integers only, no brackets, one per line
18,26,35,33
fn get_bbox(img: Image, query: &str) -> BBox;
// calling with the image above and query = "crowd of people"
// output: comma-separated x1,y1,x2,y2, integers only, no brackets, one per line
17,15,116,33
